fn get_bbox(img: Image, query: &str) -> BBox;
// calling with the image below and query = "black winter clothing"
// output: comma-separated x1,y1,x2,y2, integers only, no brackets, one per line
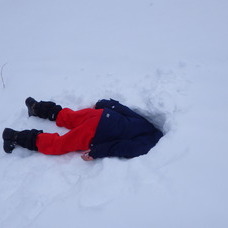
89,99,163,159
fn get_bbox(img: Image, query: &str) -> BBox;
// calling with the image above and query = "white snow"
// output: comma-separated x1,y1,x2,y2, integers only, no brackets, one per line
0,0,228,227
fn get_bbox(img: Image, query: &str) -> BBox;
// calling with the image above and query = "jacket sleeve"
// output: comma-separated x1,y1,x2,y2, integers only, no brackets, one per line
89,135,154,159
95,99,142,119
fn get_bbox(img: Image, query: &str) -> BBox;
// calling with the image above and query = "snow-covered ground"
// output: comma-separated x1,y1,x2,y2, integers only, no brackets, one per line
0,0,228,227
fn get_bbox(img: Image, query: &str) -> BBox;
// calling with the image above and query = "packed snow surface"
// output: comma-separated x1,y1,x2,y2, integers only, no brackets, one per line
0,0,228,227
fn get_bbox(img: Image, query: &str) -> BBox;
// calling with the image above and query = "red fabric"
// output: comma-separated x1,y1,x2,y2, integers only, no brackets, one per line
36,108,103,155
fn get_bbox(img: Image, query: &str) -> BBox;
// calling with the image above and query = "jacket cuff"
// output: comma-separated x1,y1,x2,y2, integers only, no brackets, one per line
89,146,108,159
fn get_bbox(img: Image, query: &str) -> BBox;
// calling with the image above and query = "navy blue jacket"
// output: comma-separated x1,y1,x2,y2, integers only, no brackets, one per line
89,99,163,159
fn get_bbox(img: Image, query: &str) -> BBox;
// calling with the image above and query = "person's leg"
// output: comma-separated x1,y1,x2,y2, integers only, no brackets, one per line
2,110,100,154
36,114,101,155
25,97,103,130
56,108,103,129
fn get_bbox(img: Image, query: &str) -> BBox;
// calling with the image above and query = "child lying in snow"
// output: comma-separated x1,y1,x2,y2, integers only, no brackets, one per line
2,98,163,161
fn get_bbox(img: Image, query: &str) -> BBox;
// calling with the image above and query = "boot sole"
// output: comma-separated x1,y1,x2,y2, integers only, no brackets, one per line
25,97,38,117
3,140,15,153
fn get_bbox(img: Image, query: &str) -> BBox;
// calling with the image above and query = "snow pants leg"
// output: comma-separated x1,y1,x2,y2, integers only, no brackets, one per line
36,108,103,155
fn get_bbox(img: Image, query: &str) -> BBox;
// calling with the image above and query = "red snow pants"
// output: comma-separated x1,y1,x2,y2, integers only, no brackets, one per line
36,108,103,155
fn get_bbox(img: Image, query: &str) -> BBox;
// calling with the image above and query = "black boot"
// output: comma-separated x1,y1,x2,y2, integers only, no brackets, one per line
2,128,43,153
25,97,62,121
2,128,18,153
